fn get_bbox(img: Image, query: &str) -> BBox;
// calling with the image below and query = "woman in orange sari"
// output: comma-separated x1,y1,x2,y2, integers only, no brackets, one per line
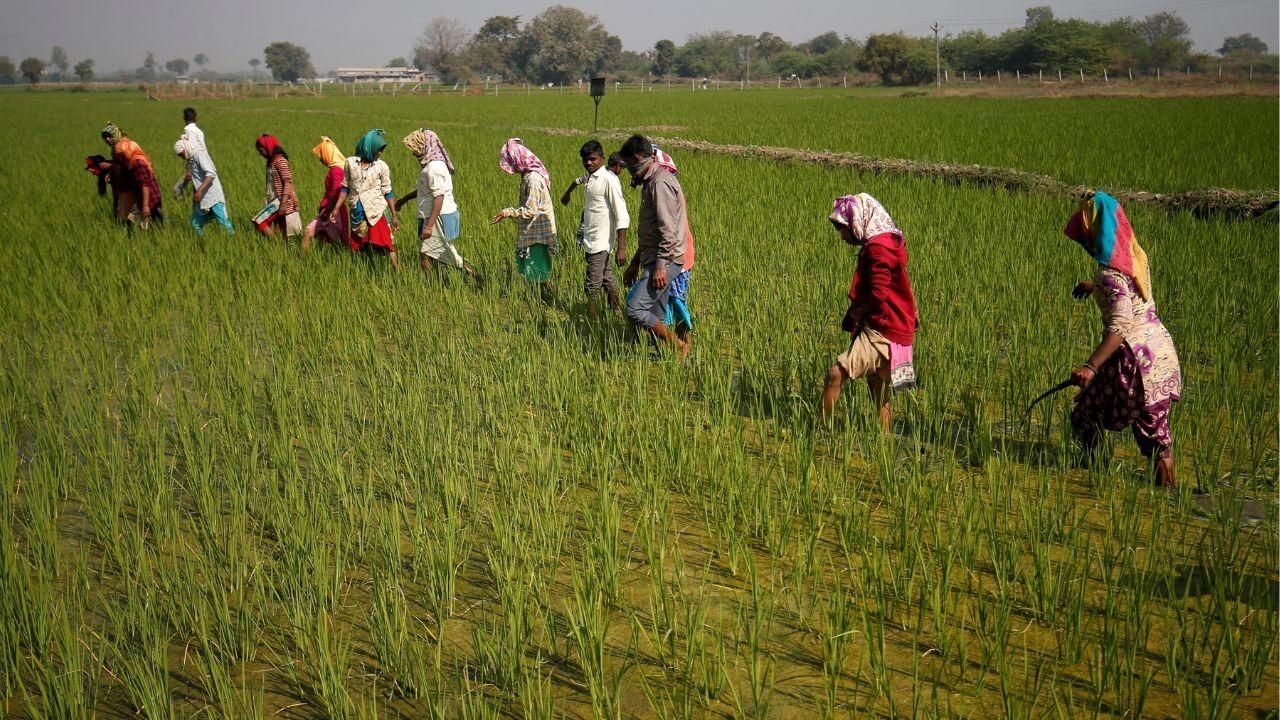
100,121,163,227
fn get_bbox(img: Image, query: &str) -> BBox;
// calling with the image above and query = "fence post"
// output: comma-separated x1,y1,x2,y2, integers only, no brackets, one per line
997,69,1001,82
978,70,982,82
1016,69,1021,83
1039,69,1043,82
777,76,780,89
1079,68,1084,82
1217,65,1221,81
1103,67,1108,83
1057,69,1062,82
962,71,966,83
944,69,949,82
843,74,847,87
1156,67,1161,81
1128,67,1133,81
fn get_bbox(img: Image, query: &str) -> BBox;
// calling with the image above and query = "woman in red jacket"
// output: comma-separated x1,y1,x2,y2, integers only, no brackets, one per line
819,193,919,430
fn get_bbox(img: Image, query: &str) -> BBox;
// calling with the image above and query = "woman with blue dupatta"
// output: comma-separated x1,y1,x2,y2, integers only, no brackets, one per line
333,129,402,271
1064,190,1181,488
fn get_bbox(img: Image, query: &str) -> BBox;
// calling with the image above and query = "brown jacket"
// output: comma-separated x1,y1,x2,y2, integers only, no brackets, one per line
635,166,686,267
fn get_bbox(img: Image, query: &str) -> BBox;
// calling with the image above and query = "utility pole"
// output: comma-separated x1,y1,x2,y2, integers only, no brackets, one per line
931,22,941,88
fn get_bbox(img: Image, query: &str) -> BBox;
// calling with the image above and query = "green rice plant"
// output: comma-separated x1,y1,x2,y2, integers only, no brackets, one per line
567,569,630,720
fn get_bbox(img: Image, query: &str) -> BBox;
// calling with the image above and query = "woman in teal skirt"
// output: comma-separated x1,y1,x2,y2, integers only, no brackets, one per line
491,138,557,290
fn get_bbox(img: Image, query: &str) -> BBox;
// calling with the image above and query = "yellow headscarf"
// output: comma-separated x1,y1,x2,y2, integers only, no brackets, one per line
312,136,345,168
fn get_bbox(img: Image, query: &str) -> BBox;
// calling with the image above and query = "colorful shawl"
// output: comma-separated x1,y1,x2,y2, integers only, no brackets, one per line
101,121,122,142
256,134,287,159
403,128,454,172
829,193,902,242
1064,191,1151,301
354,129,387,163
114,138,146,165
312,136,345,168
499,138,550,183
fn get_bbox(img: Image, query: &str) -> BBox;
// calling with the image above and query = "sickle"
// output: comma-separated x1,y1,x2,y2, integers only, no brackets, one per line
1024,378,1075,423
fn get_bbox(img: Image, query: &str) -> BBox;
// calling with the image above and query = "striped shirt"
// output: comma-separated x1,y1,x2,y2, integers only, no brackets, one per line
268,155,299,215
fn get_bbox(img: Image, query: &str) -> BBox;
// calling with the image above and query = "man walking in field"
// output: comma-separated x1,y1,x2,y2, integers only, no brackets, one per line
561,140,629,317
618,134,688,357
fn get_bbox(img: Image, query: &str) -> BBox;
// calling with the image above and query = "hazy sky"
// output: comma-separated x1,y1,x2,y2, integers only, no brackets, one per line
2,0,1275,73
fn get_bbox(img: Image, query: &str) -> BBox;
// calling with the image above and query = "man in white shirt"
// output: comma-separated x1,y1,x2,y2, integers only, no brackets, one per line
560,140,630,316
396,128,480,283
173,107,207,197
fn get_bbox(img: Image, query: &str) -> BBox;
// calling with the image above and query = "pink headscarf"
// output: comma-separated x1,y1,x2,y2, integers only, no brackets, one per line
652,145,678,174
499,138,550,183
829,193,902,242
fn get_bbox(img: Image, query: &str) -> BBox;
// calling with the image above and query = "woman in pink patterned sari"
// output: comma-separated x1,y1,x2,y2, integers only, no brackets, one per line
1064,191,1181,488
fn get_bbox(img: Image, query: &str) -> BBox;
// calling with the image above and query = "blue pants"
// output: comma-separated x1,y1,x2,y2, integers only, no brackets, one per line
192,202,234,236
625,260,681,329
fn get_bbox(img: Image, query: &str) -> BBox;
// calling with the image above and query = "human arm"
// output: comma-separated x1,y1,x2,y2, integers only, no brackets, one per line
504,174,547,220
560,178,581,206
623,253,641,287
329,188,348,223
193,174,214,204
379,163,398,231
270,156,288,201
606,175,630,265
1072,280,1096,299
653,179,684,264
1072,332,1124,388
421,195,444,239
395,189,417,212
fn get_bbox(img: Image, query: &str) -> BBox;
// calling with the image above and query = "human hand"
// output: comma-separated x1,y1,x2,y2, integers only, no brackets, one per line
394,198,405,211
420,223,433,240
614,253,628,268
652,265,668,289
623,264,638,287
840,307,859,333
1070,365,1096,388
1072,281,1095,300
192,190,203,204
490,211,506,225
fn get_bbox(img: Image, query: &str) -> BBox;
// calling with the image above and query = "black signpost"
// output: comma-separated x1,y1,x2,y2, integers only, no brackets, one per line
589,76,606,131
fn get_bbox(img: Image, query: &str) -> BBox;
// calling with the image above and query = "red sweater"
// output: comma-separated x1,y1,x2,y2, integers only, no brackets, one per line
847,233,918,345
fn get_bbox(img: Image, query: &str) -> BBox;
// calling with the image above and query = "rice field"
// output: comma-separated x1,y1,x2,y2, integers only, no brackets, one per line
0,88,1276,719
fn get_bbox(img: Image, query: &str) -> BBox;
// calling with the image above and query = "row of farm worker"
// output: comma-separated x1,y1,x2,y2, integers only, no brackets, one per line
85,109,1182,489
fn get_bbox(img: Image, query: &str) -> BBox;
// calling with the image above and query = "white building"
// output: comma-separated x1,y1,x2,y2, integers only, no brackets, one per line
336,67,438,83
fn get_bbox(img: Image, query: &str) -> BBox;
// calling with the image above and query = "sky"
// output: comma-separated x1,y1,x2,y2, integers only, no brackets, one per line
2,0,1275,74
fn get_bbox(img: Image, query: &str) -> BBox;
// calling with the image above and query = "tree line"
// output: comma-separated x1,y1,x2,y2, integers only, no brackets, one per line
2,4,1275,87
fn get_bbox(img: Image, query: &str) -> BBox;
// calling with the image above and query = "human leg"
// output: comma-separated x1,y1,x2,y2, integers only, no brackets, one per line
584,251,607,317
624,261,687,355
819,364,849,420
1133,401,1176,487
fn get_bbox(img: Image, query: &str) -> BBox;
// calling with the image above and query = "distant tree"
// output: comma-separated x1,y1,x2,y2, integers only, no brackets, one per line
1138,11,1192,69
755,32,790,63
1218,33,1268,55
415,17,469,72
517,5,611,84
49,46,69,80
135,51,158,81
387,57,409,67
467,15,522,78
262,42,314,82
0,56,16,84
1025,6,1055,29
193,53,209,69
74,59,94,82
772,50,819,78
816,38,863,75
651,39,676,76
674,31,738,77
165,58,190,76
802,31,843,55
249,57,261,75
19,57,45,84
859,33,915,84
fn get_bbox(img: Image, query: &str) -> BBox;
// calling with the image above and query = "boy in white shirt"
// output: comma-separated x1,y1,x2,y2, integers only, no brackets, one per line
560,140,629,316
397,128,480,282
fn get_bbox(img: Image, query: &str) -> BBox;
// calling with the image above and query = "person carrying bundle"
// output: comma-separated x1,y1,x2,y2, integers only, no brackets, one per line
818,193,918,431
253,134,302,238
1063,190,1181,488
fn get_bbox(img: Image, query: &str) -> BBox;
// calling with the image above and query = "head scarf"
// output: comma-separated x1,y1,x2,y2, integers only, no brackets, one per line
403,128,454,173
354,129,387,163
256,134,286,160
312,136,345,168
829,194,902,243
1064,191,1152,301
173,134,199,158
652,144,678,174
101,121,122,142
499,138,550,183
